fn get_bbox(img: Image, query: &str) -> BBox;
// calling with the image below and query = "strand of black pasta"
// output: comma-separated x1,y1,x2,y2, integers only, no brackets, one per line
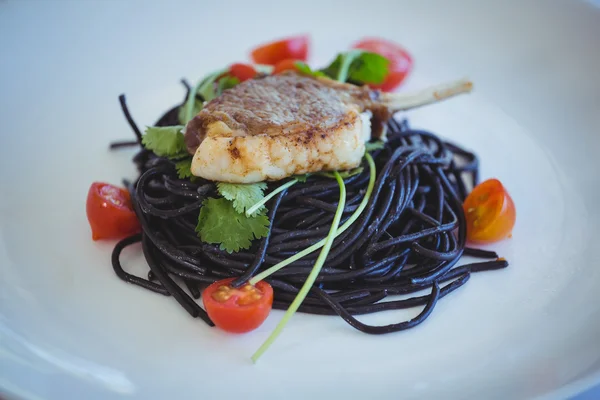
111,233,170,295
463,247,499,258
141,234,214,325
118,94,143,144
128,182,207,275
310,283,441,334
135,166,207,218
272,274,468,317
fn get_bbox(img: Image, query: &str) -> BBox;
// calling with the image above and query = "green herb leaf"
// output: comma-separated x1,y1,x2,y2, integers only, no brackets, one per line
178,101,202,125
320,54,344,80
341,167,364,178
141,125,186,157
365,141,385,152
216,182,267,216
294,62,326,78
198,73,241,102
321,50,389,84
196,198,270,253
182,67,235,124
294,174,310,183
347,52,389,84
197,68,229,102
175,158,198,181
318,167,364,179
217,75,240,95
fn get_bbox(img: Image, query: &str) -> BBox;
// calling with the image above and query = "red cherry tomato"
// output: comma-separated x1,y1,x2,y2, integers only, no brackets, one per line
202,278,273,334
250,35,309,66
86,182,141,241
228,63,257,82
463,179,516,243
352,38,413,91
273,59,302,74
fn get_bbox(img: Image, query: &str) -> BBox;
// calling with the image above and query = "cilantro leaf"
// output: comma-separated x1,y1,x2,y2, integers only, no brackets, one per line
318,167,363,179
321,50,389,84
365,141,385,152
216,182,267,216
294,174,310,183
196,198,270,253
175,158,198,181
141,125,186,157
294,62,326,78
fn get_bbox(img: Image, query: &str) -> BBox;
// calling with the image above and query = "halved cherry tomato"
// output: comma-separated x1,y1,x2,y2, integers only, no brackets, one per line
250,35,309,66
352,38,413,92
202,278,273,333
228,63,257,82
273,58,301,74
86,182,141,241
463,179,516,243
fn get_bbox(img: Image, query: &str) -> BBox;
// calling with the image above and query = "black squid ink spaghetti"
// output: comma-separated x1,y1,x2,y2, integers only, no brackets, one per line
86,37,516,361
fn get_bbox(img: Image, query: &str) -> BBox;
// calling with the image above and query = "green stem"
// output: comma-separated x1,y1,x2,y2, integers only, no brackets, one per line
245,179,298,217
251,171,346,363
335,50,362,82
183,79,204,125
183,68,230,124
249,153,376,285
197,68,228,101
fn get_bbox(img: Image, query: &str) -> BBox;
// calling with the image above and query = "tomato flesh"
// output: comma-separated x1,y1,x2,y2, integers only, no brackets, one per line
353,38,413,91
251,35,309,65
228,63,257,82
463,179,516,243
203,278,273,333
86,182,141,241
273,59,302,74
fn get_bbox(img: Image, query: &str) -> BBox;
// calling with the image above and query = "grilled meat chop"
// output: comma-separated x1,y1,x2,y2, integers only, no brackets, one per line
184,72,471,183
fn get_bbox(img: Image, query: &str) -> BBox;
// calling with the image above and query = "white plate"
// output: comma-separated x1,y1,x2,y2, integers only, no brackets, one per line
1,1,599,399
